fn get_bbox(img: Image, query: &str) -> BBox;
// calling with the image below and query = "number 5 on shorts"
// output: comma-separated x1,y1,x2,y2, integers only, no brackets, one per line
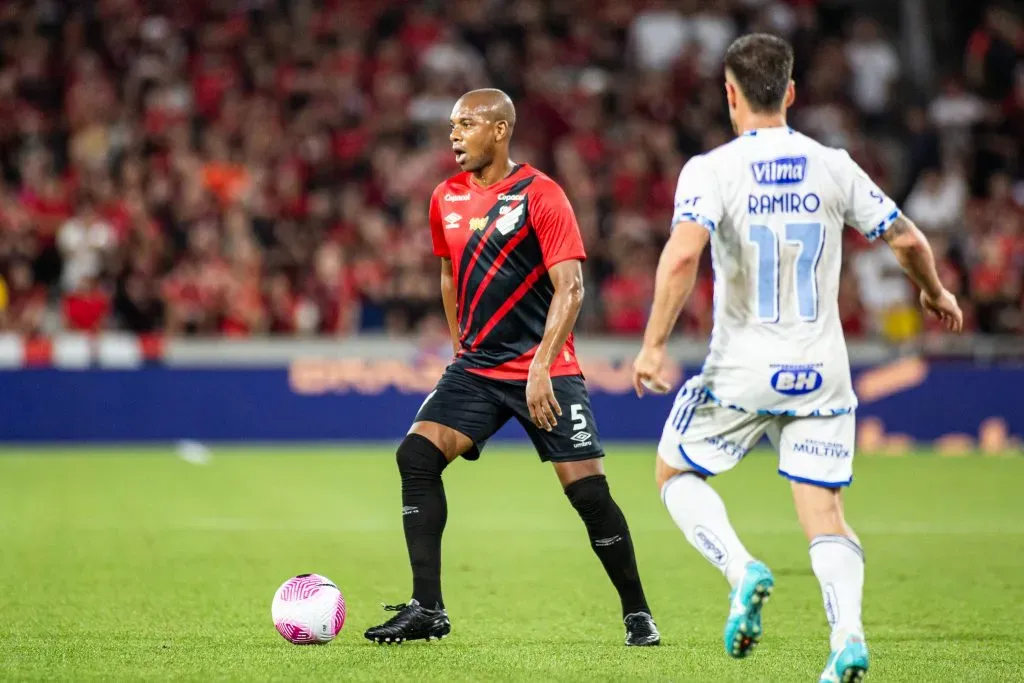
571,404,586,430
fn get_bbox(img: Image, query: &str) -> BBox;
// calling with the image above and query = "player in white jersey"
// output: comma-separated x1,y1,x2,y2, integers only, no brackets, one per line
631,34,963,682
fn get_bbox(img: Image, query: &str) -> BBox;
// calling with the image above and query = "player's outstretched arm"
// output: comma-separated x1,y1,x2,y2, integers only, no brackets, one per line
633,222,710,396
881,216,963,332
440,258,461,355
527,259,585,431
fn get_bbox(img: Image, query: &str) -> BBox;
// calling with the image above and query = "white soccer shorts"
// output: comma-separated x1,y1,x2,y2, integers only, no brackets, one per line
657,376,856,487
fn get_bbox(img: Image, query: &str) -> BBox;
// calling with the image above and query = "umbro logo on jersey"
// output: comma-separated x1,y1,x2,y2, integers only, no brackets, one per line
444,212,462,229
445,193,470,201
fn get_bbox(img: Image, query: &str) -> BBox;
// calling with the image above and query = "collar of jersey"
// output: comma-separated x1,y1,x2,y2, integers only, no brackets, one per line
741,127,795,137
464,163,530,194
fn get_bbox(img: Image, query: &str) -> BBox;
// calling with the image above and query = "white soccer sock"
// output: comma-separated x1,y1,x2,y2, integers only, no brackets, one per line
809,534,865,651
661,473,754,587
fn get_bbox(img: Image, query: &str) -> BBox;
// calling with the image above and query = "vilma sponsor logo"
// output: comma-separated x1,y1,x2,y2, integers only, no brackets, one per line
445,193,470,202
751,156,807,185
793,439,850,458
771,367,823,395
694,526,728,566
469,217,488,232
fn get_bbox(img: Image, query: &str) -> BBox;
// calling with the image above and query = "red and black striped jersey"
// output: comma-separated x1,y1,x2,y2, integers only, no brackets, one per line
429,164,586,380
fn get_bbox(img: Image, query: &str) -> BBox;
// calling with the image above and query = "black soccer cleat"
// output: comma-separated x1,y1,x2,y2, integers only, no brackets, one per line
364,599,451,644
624,612,661,646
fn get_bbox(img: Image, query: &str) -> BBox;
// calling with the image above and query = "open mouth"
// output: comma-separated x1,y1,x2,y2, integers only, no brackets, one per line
452,146,466,163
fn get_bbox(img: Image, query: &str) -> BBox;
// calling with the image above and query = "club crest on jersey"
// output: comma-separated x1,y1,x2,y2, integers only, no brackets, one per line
469,217,488,232
494,203,524,235
751,156,807,186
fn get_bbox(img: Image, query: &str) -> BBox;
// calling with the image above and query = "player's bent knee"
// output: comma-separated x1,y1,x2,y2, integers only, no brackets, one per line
408,421,469,462
396,433,450,479
564,474,613,519
655,455,702,492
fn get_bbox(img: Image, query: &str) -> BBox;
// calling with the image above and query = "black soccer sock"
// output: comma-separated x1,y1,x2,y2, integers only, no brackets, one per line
396,434,450,610
565,474,651,618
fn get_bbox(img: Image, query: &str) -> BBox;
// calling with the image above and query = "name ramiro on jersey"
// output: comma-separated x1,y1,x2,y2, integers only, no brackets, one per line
748,192,821,215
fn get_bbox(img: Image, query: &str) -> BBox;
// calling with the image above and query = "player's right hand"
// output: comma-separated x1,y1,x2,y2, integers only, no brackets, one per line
632,344,672,397
920,288,963,333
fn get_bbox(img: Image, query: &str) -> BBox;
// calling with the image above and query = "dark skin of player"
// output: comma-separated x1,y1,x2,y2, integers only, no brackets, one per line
413,89,602,488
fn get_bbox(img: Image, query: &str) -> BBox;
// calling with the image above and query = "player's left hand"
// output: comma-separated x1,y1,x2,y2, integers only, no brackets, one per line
527,365,561,431
632,344,672,397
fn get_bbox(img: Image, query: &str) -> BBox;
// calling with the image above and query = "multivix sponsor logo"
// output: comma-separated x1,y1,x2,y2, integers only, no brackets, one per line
694,526,728,566
751,156,807,185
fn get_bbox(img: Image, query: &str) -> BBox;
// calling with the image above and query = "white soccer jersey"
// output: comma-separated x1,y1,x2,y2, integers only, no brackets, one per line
672,126,901,416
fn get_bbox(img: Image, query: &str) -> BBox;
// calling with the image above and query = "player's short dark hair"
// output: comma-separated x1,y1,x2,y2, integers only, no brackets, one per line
724,34,794,113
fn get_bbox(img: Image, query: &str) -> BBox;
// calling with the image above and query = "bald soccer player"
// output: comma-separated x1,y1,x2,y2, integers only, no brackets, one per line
364,89,659,647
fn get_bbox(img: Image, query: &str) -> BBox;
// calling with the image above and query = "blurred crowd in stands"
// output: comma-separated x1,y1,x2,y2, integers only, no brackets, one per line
0,0,1020,342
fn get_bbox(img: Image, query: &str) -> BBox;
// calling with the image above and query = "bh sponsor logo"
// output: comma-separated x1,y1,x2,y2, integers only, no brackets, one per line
771,366,823,395
693,526,728,566
792,439,850,458
751,156,807,185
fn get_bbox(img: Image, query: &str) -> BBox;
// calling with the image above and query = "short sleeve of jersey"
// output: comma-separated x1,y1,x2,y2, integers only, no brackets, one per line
672,155,724,233
838,150,901,241
531,180,586,269
428,186,450,258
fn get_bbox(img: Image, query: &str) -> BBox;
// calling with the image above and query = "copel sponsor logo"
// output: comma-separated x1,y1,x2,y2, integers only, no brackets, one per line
771,367,823,395
792,439,850,458
704,435,746,461
752,156,807,185
498,193,524,201
445,193,470,201
748,192,821,215
694,526,728,566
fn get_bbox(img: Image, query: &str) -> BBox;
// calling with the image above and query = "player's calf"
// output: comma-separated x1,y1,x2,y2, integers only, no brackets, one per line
564,471,659,645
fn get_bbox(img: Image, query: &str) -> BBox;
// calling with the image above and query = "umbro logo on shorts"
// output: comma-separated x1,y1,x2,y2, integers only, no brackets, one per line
571,431,593,448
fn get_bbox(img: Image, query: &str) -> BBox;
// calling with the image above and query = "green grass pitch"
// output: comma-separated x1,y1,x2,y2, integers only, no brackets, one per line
1,446,1022,682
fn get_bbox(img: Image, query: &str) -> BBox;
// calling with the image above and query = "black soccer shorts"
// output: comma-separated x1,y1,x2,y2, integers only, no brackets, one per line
413,364,604,462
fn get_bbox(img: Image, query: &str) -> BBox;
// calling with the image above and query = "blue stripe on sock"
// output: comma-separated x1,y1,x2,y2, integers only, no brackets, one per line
810,534,865,561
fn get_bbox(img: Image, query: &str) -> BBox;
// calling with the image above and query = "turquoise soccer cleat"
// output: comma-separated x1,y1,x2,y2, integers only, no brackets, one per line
723,560,774,658
819,635,869,682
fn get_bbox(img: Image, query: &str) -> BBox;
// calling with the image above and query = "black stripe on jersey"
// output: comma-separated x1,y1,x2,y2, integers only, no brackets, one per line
461,270,554,369
461,229,548,351
457,175,537,332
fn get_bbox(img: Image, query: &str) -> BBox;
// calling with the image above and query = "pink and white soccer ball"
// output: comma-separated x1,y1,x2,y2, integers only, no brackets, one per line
271,574,346,644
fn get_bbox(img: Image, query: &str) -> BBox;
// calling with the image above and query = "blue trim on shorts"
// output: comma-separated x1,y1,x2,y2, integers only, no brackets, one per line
704,387,854,417
777,469,852,489
677,445,716,477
